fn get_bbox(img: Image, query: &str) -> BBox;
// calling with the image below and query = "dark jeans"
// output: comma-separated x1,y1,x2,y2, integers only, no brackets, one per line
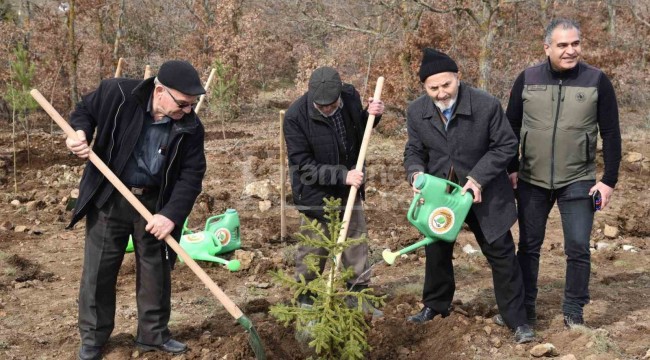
423,210,528,329
516,180,595,317
78,191,172,347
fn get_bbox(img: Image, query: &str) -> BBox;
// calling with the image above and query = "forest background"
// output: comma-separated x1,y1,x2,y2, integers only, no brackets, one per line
1,0,648,127
0,1,649,359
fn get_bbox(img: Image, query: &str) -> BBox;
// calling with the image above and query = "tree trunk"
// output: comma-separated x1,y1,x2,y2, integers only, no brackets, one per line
67,0,79,107
113,0,125,61
11,102,17,195
607,0,616,39
477,1,500,91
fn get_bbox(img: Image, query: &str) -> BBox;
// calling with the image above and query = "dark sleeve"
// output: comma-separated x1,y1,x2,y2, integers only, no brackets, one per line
403,105,428,184
467,97,518,187
69,81,110,144
597,74,622,188
158,123,207,225
505,71,525,173
283,109,348,187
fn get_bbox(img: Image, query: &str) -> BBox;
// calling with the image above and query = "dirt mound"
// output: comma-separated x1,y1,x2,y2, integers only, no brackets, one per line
6,254,56,283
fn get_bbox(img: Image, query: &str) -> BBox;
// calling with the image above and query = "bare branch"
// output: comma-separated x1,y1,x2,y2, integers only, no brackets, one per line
633,9,650,28
412,0,454,13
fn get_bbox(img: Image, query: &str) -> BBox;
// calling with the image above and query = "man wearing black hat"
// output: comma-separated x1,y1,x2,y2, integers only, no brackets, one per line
66,60,207,359
283,66,384,315
403,49,535,343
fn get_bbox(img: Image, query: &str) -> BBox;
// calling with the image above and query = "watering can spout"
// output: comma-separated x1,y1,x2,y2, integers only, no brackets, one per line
383,174,472,265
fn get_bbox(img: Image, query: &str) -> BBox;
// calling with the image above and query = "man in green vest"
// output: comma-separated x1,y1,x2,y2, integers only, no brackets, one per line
503,18,622,328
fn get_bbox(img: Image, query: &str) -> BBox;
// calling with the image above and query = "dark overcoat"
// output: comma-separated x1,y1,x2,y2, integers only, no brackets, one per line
283,84,380,220
403,82,517,243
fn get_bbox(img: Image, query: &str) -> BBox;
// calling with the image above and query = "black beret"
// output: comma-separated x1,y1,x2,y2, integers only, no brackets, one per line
157,60,205,96
418,48,458,82
308,67,342,105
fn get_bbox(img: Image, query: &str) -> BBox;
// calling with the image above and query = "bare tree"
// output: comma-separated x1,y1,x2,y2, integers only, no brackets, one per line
66,0,81,106
113,0,125,61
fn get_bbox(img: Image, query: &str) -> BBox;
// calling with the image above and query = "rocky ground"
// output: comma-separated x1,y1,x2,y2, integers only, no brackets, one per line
0,104,648,360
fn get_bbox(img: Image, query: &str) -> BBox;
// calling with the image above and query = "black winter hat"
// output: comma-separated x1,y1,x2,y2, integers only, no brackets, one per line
308,67,342,105
418,48,458,82
157,60,205,96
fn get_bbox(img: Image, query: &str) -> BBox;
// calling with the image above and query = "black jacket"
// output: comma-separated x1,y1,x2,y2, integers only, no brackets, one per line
283,84,380,220
68,78,206,251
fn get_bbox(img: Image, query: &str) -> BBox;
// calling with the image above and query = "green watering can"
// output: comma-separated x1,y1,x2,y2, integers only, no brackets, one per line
383,174,473,264
125,209,242,271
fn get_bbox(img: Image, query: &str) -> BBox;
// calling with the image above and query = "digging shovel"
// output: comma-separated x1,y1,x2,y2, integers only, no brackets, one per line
328,77,384,289
30,89,266,360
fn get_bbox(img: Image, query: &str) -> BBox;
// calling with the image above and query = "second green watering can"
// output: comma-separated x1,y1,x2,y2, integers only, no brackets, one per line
383,174,473,264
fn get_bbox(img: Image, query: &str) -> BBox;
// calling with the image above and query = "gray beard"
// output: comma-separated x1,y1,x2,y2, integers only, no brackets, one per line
434,97,457,112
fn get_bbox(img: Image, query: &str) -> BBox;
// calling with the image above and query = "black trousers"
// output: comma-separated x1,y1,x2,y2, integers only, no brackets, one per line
78,191,171,346
422,210,528,329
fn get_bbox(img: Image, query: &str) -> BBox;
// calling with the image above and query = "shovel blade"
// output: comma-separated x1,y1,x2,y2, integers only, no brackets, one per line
238,315,266,360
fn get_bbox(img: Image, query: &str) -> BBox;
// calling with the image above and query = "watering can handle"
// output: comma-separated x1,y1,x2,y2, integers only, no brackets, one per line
407,193,422,223
206,213,226,225
181,218,191,237
446,180,464,194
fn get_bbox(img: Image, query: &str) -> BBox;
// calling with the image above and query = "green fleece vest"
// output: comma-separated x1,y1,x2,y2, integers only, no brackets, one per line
519,62,602,189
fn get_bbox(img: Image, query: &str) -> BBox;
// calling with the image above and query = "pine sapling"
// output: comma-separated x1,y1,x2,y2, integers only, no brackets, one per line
270,197,384,360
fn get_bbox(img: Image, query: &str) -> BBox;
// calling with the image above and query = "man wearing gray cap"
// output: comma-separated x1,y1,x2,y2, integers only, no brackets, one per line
403,49,534,343
66,60,207,359
283,66,384,315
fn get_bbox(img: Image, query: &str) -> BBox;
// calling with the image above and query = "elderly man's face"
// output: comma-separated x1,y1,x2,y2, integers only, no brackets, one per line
545,27,581,72
423,72,459,111
154,85,199,120
314,97,341,117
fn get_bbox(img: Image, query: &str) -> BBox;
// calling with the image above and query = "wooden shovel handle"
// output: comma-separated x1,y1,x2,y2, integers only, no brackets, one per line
194,68,216,114
279,110,287,239
30,89,245,320
143,65,152,79
114,57,125,78
333,77,384,269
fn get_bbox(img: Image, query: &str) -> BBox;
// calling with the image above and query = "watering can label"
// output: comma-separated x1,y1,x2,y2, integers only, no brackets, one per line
215,228,231,246
428,207,455,235
184,232,206,243
182,228,230,246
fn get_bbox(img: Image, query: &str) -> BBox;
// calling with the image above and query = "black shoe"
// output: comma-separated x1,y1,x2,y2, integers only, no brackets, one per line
514,324,535,343
136,338,188,354
407,306,448,324
563,313,584,328
77,345,103,360
494,311,537,327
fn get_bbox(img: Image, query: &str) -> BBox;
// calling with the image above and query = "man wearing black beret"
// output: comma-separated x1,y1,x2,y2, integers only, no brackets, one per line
66,60,207,359
403,49,535,343
283,66,384,316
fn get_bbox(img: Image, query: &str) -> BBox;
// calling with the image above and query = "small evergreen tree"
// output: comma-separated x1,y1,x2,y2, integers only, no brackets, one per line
5,42,38,193
270,197,384,360
208,59,238,140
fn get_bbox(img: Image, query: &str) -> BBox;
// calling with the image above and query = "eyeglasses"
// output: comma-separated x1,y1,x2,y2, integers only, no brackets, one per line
163,86,198,110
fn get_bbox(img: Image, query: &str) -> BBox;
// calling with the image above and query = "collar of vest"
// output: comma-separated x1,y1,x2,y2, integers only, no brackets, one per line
545,57,581,79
